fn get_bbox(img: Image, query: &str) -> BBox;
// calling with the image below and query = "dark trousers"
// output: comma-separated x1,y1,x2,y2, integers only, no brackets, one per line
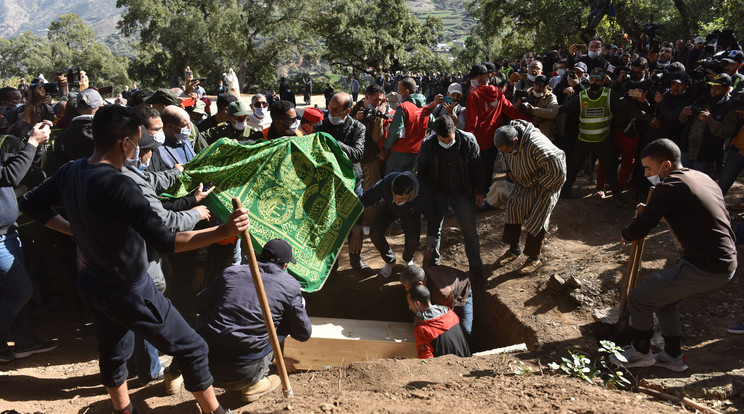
211,351,273,391
502,223,546,258
369,205,420,264
77,270,212,392
481,146,498,188
563,139,618,194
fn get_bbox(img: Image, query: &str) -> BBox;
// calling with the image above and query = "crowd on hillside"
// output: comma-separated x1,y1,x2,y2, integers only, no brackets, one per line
1,27,744,413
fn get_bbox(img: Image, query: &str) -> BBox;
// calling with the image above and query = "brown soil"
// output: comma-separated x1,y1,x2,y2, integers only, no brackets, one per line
1,168,743,413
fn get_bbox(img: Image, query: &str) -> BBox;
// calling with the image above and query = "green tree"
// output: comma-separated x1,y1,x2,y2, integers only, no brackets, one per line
311,0,445,75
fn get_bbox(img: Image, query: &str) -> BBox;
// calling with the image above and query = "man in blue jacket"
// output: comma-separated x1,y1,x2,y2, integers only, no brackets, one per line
195,239,312,403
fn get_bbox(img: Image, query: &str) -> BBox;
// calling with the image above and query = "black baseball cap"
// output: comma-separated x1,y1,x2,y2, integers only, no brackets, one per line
722,49,744,64
465,64,488,78
260,239,297,265
146,89,179,106
589,67,605,80
670,71,690,84
483,62,496,73
533,75,548,86
709,73,732,87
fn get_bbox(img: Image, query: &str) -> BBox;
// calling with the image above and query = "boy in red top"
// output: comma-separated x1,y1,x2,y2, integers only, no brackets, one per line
407,285,471,359
465,64,530,186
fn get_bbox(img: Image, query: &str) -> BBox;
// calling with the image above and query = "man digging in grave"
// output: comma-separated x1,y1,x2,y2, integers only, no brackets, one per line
610,139,736,372
406,284,471,359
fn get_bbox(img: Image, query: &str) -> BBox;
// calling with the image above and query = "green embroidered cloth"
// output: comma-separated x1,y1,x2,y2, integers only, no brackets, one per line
168,133,363,292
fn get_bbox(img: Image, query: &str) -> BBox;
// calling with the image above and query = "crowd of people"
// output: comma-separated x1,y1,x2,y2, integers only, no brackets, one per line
1,28,744,413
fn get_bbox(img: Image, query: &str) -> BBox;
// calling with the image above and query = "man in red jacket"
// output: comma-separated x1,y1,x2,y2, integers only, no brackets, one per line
407,284,471,359
465,64,530,187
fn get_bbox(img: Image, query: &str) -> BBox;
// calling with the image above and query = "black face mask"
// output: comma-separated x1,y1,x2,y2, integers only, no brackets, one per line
589,83,603,91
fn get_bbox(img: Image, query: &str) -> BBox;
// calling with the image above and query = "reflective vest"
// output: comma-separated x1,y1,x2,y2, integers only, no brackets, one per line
578,88,612,143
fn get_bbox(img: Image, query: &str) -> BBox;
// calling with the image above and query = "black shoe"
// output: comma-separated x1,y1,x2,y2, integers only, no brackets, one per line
13,340,59,359
351,258,372,273
0,345,15,362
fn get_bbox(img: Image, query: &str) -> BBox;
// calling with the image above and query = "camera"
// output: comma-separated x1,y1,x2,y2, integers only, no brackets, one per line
513,89,529,101
642,20,665,45
704,29,740,54
689,105,702,118
29,77,59,96
361,108,391,123
58,67,81,88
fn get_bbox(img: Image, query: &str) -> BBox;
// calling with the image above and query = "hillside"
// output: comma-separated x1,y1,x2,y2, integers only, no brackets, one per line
0,0,473,45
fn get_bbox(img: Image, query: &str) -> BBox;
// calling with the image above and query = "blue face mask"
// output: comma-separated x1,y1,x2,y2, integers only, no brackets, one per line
439,139,456,149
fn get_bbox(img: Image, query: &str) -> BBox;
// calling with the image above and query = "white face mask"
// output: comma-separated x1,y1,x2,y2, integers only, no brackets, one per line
438,139,456,149
233,119,247,131
125,144,139,168
329,115,346,126
396,93,403,103
253,107,266,118
527,74,536,82
153,130,165,144
588,50,600,59
470,79,480,88
138,155,150,171
533,91,544,98
647,163,666,186
366,102,376,110
557,69,566,77
175,127,191,142
288,119,301,133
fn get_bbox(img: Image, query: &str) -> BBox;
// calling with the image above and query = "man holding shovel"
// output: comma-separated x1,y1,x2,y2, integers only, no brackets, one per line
611,139,736,372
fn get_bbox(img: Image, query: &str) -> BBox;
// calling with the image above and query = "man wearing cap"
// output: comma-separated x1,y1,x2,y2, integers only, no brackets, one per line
561,67,650,198
46,88,103,174
465,63,529,187
147,89,209,153
517,75,559,140
299,107,324,135
431,82,465,127
650,71,693,146
246,94,272,132
195,239,311,403
686,36,707,71
382,77,440,174
679,73,737,176
201,101,254,145
720,49,744,99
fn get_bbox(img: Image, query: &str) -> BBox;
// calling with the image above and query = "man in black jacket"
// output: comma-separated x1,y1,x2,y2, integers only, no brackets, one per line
360,172,439,278
314,92,369,272
611,139,736,372
195,239,311,403
417,115,486,283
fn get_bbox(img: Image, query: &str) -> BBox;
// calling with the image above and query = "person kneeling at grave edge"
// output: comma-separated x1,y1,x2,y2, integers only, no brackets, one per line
407,284,471,359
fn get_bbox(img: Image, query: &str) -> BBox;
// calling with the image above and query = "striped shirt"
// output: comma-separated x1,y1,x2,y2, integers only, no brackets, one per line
504,120,566,236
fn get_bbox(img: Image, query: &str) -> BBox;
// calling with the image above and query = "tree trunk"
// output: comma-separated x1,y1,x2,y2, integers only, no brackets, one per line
239,54,247,94
673,0,692,40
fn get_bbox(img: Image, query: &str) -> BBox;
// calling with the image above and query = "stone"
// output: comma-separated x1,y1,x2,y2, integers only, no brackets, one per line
547,274,566,291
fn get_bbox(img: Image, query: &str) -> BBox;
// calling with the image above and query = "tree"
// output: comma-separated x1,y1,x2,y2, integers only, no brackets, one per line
311,0,445,75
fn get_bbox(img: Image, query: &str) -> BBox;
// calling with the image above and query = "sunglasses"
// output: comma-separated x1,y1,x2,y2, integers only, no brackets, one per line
253,102,269,108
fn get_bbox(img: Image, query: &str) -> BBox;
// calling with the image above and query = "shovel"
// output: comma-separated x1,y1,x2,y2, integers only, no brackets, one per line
232,198,293,398
593,187,654,325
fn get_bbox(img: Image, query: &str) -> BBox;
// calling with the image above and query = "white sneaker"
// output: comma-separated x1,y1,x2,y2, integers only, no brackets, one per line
654,351,688,372
380,262,394,278
406,260,414,267
609,344,655,368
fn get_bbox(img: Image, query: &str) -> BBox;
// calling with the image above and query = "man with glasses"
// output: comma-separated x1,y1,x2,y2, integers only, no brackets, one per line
314,92,369,272
506,60,543,104
246,94,272,133
246,100,302,143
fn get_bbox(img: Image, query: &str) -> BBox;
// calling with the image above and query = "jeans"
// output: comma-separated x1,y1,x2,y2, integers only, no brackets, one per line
681,153,714,177
0,231,34,348
628,259,733,336
385,151,418,175
211,351,273,390
131,261,166,381
369,204,420,264
453,291,473,336
718,148,744,196
432,193,482,273
77,270,212,391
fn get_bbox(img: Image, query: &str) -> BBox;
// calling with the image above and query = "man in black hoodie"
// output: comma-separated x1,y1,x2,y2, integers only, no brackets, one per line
47,88,102,174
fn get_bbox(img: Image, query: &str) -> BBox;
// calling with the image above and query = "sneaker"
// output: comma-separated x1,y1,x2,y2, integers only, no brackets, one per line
13,340,59,359
138,366,165,387
0,346,15,362
727,323,744,334
351,258,372,274
379,262,395,279
609,344,655,368
406,260,414,267
495,251,519,267
241,374,280,403
518,259,542,275
654,351,688,372
164,371,183,395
